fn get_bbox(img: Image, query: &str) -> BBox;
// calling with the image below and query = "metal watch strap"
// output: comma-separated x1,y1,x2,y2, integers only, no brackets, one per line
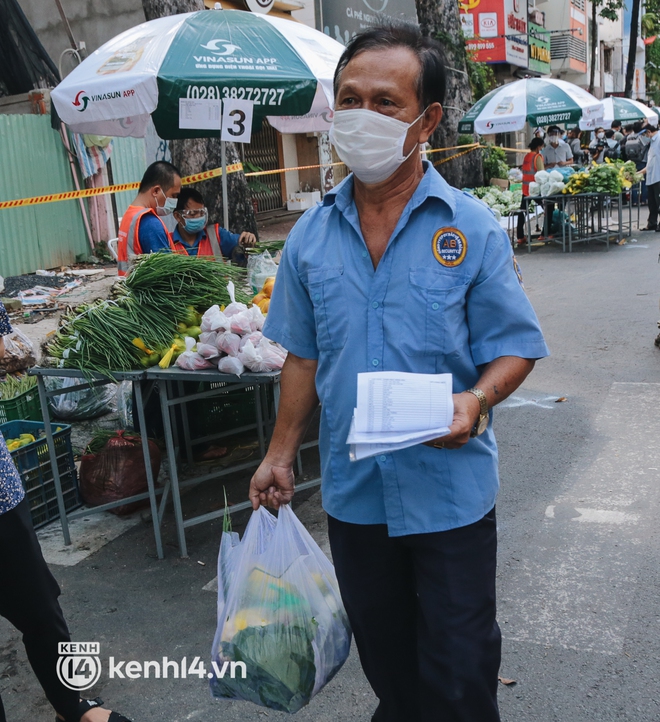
464,387,488,416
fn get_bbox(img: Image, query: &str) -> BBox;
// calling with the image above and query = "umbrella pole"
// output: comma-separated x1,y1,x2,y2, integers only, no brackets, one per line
221,140,229,231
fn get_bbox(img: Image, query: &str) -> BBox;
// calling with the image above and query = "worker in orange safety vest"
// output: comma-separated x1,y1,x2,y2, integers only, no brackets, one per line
170,187,257,265
116,161,182,277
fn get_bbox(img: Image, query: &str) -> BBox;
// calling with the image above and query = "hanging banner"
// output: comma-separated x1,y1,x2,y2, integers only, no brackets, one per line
320,0,417,46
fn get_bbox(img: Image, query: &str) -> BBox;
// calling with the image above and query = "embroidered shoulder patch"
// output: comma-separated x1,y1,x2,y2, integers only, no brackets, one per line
432,227,467,267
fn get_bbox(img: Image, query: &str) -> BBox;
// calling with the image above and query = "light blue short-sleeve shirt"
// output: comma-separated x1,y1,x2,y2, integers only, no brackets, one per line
263,162,549,536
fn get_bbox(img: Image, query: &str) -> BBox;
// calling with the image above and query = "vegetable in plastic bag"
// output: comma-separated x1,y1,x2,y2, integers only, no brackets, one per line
245,305,265,332
0,328,36,374
216,330,241,357
199,331,218,346
176,337,215,370
229,311,252,336
210,505,351,713
201,306,231,333
238,339,286,373
217,355,245,375
239,331,263,351
197,343,220,360
45,376,115,421
224,280,249,318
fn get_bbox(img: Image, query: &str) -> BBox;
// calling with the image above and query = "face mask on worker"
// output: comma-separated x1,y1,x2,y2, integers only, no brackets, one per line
549,135,560,146
183,214,207,233
155,189,178,216
597,132,605,139
329,107,426,184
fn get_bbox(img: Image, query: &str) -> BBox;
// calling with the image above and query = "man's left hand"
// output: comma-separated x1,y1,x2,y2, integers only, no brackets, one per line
238,231,257,248
425,392,480,450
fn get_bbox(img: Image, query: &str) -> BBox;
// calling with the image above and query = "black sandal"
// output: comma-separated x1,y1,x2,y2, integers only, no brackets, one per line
57,697,134,722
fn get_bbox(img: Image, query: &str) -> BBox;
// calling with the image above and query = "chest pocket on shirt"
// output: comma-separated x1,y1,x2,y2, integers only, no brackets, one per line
402,268,470,356
308,266,348,351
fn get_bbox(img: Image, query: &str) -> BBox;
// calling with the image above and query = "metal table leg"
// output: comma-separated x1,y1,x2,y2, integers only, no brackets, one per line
133,380,164,560
159,380,188,557
37,375,71,545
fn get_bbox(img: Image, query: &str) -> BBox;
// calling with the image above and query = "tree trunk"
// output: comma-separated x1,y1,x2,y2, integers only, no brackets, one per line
625,0,641,97
415,0,483,188
589,1,598,95
141,0,258,236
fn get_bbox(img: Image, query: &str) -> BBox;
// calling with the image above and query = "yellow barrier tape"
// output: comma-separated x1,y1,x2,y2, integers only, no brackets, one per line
0,142,514,210
0,162,244,210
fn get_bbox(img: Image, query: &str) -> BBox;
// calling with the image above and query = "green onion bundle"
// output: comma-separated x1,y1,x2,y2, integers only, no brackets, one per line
0,373,37,400
46,255,251,377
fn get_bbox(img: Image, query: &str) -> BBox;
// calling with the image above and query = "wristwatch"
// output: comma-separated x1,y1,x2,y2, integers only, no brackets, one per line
465,388,489,437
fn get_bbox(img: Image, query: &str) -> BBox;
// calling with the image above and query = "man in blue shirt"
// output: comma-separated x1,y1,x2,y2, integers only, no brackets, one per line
251,23,549,722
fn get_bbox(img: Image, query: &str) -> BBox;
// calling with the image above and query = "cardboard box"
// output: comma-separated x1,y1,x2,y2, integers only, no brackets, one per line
287,191,321,212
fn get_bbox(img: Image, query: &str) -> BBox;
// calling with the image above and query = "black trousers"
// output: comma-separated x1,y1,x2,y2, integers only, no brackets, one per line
0,499,80,722
647,181,660,228
327,508,501,722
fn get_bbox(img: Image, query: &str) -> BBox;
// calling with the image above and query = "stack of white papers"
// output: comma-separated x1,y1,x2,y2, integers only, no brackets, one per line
346,371,454,461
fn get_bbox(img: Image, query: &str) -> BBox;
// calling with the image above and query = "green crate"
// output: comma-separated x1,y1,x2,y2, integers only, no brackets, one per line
0,387,42,424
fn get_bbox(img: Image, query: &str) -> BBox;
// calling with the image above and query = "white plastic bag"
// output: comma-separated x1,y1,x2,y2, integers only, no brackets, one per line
201,306,231,333
116,380,133,429
176,337,215,370
217,355,245,375
229,311,252,336
210,505,351,712
245,304,265,332
199,331,218,346
238,339,286,373
239,331,263,351
247,250,278,293
197,342,220,360
0,329,36,373
224,280,249,318
216,330,241,357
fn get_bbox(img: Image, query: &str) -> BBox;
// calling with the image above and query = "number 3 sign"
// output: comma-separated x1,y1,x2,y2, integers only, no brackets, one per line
221,98,254,143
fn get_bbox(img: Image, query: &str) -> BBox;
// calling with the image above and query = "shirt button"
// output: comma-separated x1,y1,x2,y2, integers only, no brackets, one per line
372,358,379,367
314,294,320,301
362,250,368,258
372,301,379,309
379,455,387,462
432,302,439,310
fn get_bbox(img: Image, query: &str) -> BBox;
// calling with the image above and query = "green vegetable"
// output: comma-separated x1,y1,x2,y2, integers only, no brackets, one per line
0,374,36,400
212,624,316,713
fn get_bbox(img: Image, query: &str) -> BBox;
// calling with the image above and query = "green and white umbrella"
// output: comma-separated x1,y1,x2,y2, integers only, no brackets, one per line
51,9,343,138
458,78,603,135
579,96,657,129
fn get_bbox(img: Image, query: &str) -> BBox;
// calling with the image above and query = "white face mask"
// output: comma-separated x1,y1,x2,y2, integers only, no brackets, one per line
596,132,605,139
329,108,426,185
155,189,178,216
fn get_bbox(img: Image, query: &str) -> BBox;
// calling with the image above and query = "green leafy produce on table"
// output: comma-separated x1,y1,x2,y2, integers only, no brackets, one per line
46,255,251,377
465,187,523,219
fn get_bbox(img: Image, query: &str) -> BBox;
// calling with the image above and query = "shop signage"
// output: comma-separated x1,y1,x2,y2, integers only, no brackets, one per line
320,0,417,45
528,21,551,74
463,0,528,68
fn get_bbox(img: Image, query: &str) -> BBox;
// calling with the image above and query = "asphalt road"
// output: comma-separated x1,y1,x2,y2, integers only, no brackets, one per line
2,230,660,721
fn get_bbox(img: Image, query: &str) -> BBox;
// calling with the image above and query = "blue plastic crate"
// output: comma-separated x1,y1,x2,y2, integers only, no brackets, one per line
0,420,80,529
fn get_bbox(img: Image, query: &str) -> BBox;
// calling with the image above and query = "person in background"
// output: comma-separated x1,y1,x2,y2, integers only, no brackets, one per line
626,121,651,203
533,127,545,141
517,137,545,245
171,187,257,266
116,161,181,277
640,125,660,230
566,127,584,165
542,127,573,168
0,303,133,722
611,120,624,142
603,129,621,159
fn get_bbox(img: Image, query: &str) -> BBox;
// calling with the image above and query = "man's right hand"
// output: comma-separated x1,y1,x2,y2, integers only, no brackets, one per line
249,461,295,510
